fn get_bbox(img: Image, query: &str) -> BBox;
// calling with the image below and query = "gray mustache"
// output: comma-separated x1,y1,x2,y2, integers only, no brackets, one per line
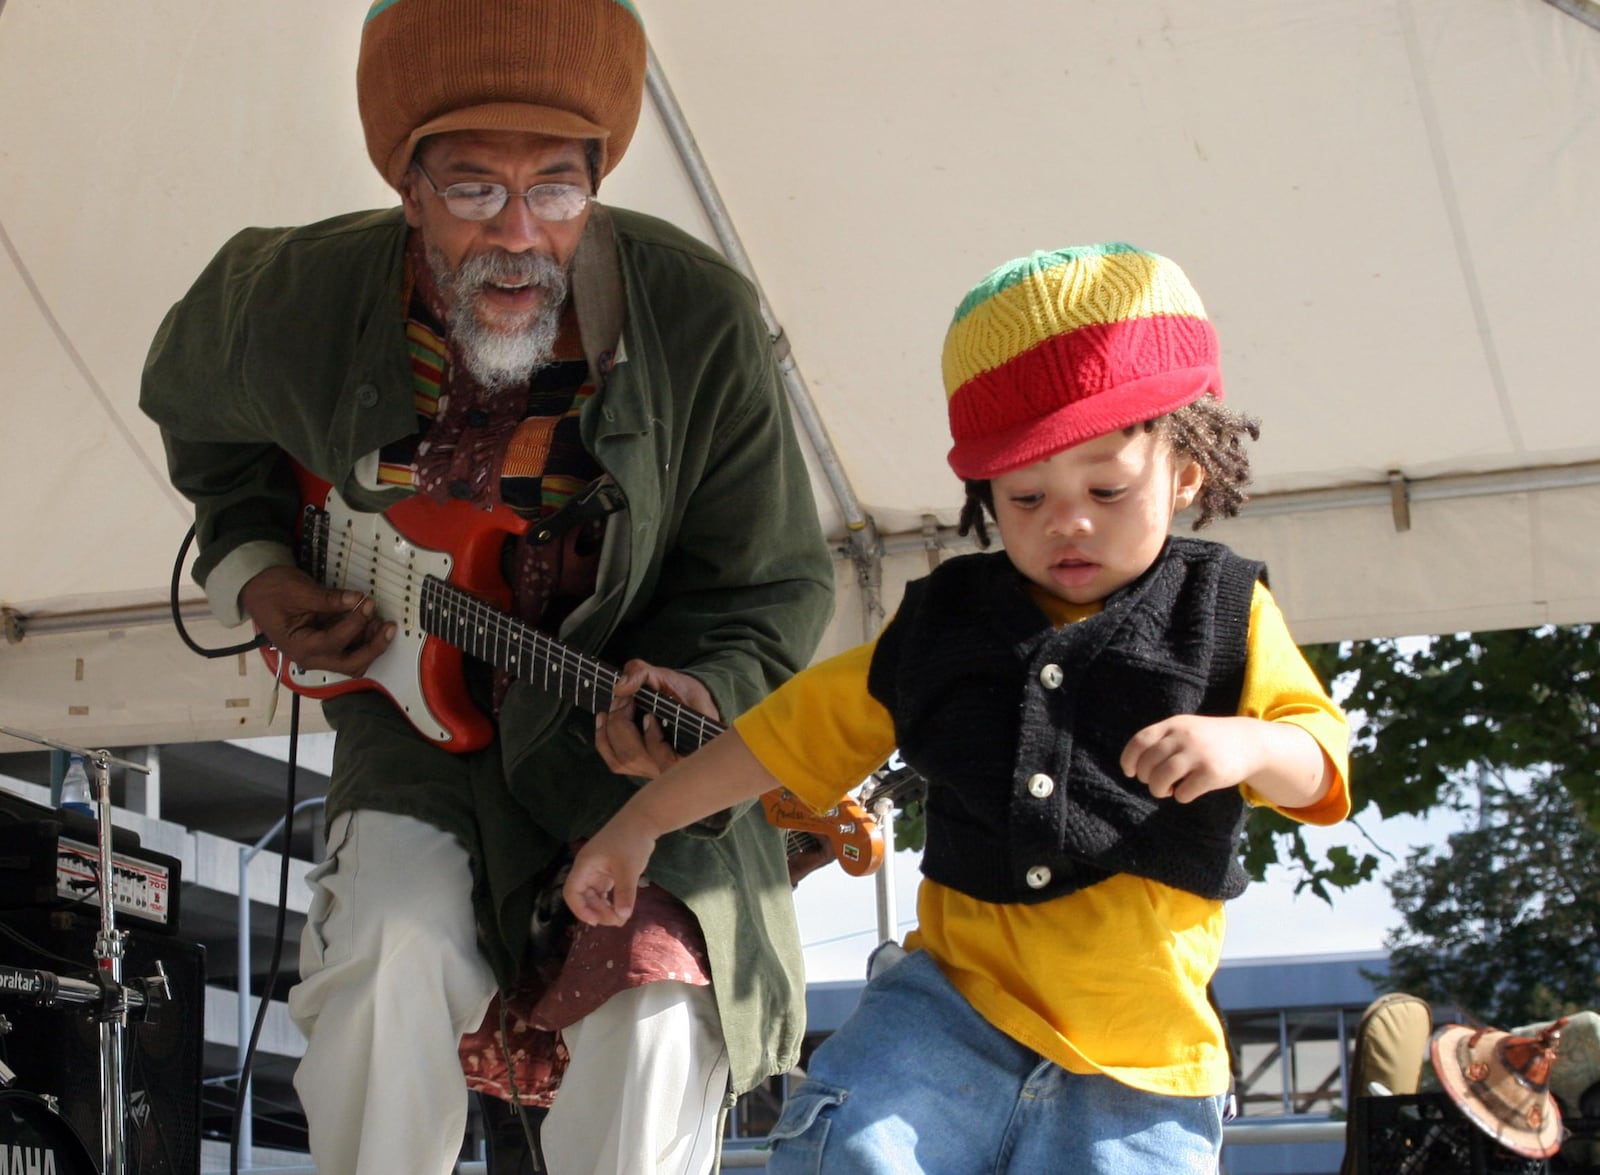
457,250,565,293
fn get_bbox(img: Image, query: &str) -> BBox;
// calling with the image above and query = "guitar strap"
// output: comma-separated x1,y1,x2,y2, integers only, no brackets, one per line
525,474,626,547
526,203,630,548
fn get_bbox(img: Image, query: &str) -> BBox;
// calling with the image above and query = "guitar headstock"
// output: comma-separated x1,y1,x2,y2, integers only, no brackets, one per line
761,787,884,877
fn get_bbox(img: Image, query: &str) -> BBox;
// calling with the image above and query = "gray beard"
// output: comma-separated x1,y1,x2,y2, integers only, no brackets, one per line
428,244,569,392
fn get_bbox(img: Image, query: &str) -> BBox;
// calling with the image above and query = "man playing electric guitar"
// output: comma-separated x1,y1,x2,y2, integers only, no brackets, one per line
139,3,834,1173
258,465,882,877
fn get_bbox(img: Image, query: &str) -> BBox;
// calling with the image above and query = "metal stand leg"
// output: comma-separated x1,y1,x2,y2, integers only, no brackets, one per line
89,752,129,1175
871,798,897,946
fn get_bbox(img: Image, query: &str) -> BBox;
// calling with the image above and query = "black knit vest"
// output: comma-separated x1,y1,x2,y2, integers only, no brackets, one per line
867,537,1264,904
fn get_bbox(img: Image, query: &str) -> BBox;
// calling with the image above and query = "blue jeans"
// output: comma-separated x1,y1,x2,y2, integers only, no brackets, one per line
765,949,1223,1175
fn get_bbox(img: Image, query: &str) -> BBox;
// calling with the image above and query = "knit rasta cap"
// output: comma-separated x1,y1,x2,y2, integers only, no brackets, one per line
358,0,647,190
941,243,1222,480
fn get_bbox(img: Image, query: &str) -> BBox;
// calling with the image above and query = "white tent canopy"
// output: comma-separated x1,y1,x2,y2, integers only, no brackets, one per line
4,0,1599,753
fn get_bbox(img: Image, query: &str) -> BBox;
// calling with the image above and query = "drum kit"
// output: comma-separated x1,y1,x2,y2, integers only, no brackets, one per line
0,723,173,1175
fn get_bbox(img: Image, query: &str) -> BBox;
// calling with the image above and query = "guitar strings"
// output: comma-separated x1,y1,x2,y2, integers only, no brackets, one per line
310,519,723,751
438,586,723,752
862,767,926,811
300,515,433,631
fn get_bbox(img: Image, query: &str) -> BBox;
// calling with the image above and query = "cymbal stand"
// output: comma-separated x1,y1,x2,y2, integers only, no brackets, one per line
0,723,160,1175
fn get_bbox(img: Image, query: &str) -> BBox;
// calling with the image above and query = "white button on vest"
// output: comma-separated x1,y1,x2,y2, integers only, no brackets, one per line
1026,865,1053,889
1027,772,1055,798
1039,663,1064,689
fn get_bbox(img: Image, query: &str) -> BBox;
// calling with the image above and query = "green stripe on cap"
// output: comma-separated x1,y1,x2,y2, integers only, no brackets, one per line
949,243,1143,327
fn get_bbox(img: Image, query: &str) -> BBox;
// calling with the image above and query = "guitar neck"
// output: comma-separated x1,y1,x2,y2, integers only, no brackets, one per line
419,576,725,755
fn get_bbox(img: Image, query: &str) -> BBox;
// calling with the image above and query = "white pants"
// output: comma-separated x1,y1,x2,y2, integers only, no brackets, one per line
289,810,731,1175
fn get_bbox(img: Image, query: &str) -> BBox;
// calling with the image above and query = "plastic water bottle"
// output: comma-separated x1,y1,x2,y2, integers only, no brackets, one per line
59,753,95,817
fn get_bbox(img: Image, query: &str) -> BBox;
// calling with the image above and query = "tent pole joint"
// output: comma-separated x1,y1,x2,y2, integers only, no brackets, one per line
920,513,947,574
1387,470,1412,533
847,517,886,642
769,326,793,365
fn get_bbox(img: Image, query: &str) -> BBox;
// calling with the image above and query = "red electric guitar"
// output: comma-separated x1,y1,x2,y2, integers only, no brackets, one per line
261,468,886,876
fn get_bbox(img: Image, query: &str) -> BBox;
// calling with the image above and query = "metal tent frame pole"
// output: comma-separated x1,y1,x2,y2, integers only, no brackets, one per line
643,46,902,946
642,46,891,640
1542,0,1600,33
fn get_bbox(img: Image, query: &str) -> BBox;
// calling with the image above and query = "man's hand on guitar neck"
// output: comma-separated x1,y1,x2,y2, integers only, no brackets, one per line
240,565,396,677
594,659,720,779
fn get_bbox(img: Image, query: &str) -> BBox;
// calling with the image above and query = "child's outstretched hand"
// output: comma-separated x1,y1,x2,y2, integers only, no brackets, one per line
1120,715,1266,804
1121,714,1332,809
564,816,657,926
562,727,792,923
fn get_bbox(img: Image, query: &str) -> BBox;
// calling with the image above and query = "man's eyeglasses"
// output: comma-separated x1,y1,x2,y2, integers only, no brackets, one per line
412,162,593,223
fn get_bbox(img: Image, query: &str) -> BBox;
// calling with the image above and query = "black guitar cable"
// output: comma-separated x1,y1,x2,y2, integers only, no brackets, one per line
169,523,266,659
167,524,303,1172
229,695,301,1175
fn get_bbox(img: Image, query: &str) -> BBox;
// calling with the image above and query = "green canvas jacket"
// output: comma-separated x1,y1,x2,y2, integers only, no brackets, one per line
140,204,834,1095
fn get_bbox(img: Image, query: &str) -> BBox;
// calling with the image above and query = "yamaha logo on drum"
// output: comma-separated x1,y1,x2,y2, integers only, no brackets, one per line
0,1142,65,1173
0,1084,102,1173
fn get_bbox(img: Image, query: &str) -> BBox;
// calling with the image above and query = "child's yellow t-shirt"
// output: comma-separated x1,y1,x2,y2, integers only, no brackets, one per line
733,579,1350,1097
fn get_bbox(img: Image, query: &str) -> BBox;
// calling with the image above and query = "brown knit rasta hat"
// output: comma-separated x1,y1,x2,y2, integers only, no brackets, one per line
358,0,648,190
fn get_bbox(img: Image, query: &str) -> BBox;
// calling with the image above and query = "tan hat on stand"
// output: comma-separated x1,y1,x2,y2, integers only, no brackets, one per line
1430,1019,1567,1159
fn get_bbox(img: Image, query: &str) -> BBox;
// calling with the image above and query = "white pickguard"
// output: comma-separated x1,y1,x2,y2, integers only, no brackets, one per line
286,490,459,744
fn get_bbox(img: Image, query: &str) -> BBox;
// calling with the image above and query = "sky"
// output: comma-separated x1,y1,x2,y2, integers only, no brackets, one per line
235,732,1466,984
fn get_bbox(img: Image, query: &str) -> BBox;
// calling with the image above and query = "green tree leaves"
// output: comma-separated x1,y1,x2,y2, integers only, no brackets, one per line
1287,625,1600,1025
1381,768,1600,1026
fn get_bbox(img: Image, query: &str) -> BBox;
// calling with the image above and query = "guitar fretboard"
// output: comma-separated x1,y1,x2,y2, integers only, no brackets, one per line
418,576,723,755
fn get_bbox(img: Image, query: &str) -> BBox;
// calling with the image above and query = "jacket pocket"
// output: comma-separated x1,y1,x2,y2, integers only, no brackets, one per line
765,1081,848,1172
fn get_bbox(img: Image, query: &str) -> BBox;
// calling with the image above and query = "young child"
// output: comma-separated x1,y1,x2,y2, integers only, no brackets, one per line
568,243,1351,1174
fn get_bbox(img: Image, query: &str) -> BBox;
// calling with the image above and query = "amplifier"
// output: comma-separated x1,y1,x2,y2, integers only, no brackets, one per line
0,805,181,936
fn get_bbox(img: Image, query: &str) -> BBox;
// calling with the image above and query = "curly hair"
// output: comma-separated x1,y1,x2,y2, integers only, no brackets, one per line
955,396,1260,548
